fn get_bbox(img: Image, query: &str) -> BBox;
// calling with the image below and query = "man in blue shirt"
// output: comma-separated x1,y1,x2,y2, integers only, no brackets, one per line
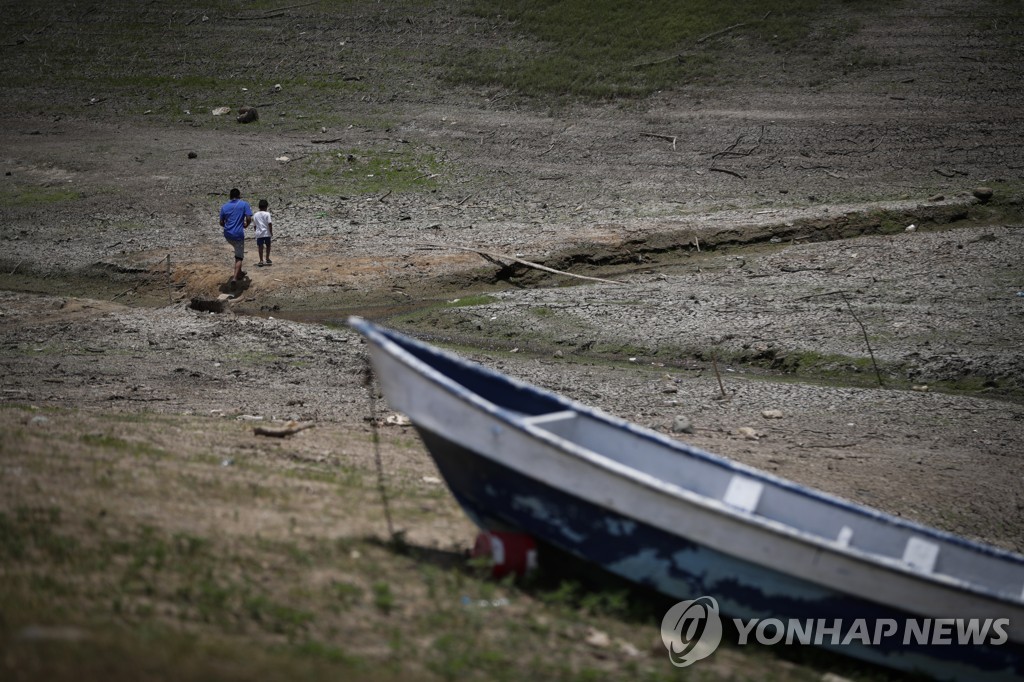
219,188,253,286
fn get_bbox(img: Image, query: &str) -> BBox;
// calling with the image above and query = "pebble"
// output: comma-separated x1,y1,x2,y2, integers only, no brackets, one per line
737,426,760,440
671,415,694,434
761,409,784,419
585,627,611,648
973,187,994,203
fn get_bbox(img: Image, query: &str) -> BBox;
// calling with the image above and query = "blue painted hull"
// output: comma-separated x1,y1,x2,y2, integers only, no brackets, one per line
416,426,1024,680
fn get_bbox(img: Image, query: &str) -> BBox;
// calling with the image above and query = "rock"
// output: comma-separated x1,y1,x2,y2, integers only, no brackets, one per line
275,156,290,163
973,186,993,203
236,106,258,123
211,106,231,116
911,384,930,392
187,151,198,159
273,83,282,92
905,223,916,232
617,640,641,658
29,415,50,427
585,627,611,648
737,426,759,441
671,415,694,434
553,350,563,358
761,409,784,420
928,194,944,202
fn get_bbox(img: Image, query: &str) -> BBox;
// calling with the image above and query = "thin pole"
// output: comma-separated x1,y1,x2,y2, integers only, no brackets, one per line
362,360,395,540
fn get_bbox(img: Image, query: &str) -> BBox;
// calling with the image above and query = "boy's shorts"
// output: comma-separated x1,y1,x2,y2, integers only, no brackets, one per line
226,238,244,261
257,237,271,247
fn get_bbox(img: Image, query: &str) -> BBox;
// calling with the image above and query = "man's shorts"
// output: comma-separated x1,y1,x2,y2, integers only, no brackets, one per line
226,238,244,261
257,237,271,247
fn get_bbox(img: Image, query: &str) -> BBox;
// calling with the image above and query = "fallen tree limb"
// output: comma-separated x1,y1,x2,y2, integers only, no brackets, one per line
697,22,747,44
640,132,677,150
709,167,745,179
416,243,623,285
254,421,316,438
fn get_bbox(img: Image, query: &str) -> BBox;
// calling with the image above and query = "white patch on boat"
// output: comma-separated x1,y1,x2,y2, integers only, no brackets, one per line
511,496,585,543
605,518,637,537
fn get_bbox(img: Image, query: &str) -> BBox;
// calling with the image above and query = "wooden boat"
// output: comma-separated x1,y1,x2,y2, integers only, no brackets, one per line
349,317,1024,680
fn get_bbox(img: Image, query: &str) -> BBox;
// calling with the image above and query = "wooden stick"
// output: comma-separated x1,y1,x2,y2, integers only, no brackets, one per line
253,421,316,438
696,22,746,44
840,292,884,387
263,0,317,13
711,349,727,398
640,132,677,150
165,254,172,305
709,167,745,179
417,243,623,285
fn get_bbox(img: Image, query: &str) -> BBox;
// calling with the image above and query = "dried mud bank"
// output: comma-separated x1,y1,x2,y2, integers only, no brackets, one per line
392,221,1024,397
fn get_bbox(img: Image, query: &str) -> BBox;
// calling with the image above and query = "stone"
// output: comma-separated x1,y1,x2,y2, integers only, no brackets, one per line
761,409,784,419
585,627,611,648
671,415,694,434
236,106,258,124
928,194,944,202
973,187,993,202
187,151,197,159
211,106,231,116
737,426,759,440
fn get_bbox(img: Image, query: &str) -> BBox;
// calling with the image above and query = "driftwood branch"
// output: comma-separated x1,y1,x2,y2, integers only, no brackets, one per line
709,167,745,179
839,292,884,387
696,22,747,44
640,132,677,150
416,243,623,285
254,421,316,438
635,20,752,68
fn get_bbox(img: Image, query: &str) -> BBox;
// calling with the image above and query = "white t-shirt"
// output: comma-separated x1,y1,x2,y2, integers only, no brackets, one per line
253,210,272,238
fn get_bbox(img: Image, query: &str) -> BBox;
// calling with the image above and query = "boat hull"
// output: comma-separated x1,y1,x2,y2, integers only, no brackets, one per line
350,316,1024,681
417,425,1022,681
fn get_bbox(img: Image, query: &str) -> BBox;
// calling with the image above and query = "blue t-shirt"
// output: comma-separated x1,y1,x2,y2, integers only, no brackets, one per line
220,198,253,241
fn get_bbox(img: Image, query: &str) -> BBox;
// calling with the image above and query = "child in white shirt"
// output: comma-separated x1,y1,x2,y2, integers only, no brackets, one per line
253,199,274,266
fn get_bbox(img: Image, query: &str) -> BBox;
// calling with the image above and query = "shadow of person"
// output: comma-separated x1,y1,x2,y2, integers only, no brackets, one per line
218,272,251,296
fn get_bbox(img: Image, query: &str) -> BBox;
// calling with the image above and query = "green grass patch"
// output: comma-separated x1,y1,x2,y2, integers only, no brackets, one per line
302,148,446,196
0,187,82,207
447,0,872,99
445,294,499,307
